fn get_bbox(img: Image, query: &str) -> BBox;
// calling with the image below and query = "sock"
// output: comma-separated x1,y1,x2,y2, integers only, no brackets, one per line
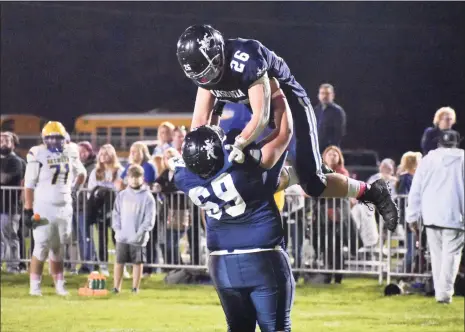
53,272,64,281
55,279,65,290
30,274,41,289
347,178,368,198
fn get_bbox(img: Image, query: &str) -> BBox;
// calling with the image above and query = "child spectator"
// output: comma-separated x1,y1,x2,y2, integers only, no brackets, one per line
112,165,156,293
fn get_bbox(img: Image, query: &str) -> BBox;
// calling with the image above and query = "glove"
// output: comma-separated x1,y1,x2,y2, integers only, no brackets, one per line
24,209,34,229
321,163,335,174
225,143,245,164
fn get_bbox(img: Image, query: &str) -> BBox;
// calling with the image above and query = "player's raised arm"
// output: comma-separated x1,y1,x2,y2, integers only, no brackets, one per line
191,87,216,130
251,80,293,170
226,72,271,163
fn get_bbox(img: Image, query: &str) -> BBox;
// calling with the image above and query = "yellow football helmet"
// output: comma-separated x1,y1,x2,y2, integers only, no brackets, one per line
42,121,67,152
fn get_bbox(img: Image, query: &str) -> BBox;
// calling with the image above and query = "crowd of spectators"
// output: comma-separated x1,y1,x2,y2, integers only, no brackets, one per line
0,103,461,290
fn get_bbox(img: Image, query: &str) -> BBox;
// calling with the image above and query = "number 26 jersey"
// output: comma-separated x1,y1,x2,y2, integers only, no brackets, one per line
174,154,286,252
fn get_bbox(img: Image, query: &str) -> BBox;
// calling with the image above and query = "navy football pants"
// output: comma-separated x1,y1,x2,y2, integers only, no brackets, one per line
209,250,295,332
285,93,327,197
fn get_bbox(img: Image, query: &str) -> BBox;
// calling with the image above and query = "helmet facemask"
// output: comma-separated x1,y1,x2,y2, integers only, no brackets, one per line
43,135,65,153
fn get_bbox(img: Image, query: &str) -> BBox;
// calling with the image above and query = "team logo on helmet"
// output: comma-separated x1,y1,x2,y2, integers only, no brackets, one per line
201,139,218,160
197,33,214,52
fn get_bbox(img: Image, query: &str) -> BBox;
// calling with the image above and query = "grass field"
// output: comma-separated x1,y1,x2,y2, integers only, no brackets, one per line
1,272,463,332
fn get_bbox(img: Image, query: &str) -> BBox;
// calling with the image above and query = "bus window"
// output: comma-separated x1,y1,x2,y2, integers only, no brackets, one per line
0,119,15,132
143,128,158,140
125,127,140,148
75,132,92,143
110,127,122,148
96,127,108,147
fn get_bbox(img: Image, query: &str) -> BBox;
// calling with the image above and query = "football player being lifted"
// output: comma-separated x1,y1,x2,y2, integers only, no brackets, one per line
24,121,87,296
176,24,399,231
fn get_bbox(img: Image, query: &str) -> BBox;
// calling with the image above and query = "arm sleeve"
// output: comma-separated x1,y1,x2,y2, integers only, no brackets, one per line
24,148,41,189
420,128,433,155
143,163,156,184
139,194,156,233
112,193,122,231
406,159,425,223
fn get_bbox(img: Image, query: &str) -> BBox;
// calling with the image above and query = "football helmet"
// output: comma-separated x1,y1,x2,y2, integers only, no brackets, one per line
41,121,66,152
182,125,225,178
176,24,225,85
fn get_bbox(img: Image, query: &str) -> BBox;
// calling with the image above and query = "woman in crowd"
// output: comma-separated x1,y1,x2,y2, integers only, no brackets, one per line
76,141,97,274
397,151,422,273
322,145,350,176
172,126,186,155
153,122,174,155
367,158,398,196
87,144,124,276
153,148,190,269
421,106,457,155
317,146,352,284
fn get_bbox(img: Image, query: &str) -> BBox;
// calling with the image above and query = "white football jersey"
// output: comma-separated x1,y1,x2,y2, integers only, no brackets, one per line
24,143,87,206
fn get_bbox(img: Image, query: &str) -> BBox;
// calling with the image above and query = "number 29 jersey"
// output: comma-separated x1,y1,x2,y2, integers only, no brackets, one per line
24,144,87,206
173,154,286,252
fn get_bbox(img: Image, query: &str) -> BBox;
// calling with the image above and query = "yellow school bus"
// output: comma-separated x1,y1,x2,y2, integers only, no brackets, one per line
73,111,192,157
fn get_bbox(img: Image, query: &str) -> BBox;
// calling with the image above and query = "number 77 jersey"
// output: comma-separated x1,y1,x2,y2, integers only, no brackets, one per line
24,144,86,206
173,154,286,252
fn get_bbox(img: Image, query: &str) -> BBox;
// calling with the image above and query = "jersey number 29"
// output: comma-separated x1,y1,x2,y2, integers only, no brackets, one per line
230,51,250,73
188,173,246,220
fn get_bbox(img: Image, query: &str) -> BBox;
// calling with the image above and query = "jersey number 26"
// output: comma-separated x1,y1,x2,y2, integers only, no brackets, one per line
188,173,246,220
230,51,250,73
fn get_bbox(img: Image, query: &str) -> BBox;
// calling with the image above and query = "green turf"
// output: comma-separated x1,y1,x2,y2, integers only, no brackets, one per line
1,273,463,332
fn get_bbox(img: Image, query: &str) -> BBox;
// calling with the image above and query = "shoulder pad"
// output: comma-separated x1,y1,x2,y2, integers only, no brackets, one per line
26,145,42,162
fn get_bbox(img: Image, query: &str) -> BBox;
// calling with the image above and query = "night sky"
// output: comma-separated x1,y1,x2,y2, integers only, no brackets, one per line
1,1,464,159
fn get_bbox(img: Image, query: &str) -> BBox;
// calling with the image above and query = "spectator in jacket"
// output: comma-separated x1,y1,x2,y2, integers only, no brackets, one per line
0,131,26,273
153,148,189,268
153,122,174,155
407,130,464,304
112,165,156,293
367,158,398,196
322,145,350,177
314,84,347,152
397,151,422,273
421,107,457,155
88,144,124,276
172,126,186,155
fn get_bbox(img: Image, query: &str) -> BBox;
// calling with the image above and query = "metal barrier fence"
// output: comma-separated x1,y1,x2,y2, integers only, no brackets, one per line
0,186,430,284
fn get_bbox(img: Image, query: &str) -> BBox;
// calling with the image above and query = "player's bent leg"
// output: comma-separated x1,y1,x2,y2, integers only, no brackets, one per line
249,251,295,332
208,255,257,332
50,222,69,296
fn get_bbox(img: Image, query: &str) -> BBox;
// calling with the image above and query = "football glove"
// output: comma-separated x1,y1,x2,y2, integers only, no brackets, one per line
225,143,245,164
24,209,34,229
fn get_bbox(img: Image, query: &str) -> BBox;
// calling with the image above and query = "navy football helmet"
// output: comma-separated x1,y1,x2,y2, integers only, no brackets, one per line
182,125,225,178
176,25,225,85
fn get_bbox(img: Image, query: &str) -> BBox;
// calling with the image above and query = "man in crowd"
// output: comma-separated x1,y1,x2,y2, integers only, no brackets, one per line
0,131,26,273
407,130,464,304
314,83,347,153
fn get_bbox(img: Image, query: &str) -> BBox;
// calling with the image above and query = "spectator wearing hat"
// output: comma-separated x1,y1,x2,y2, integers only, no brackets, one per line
421,107,457,155
407,130,464,304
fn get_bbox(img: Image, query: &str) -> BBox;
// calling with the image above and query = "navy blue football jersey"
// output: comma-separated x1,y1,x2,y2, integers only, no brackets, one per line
197,38,309,104
173,151,286,252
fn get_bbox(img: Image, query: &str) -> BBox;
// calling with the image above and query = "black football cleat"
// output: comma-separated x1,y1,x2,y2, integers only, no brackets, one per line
359,179,399,231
